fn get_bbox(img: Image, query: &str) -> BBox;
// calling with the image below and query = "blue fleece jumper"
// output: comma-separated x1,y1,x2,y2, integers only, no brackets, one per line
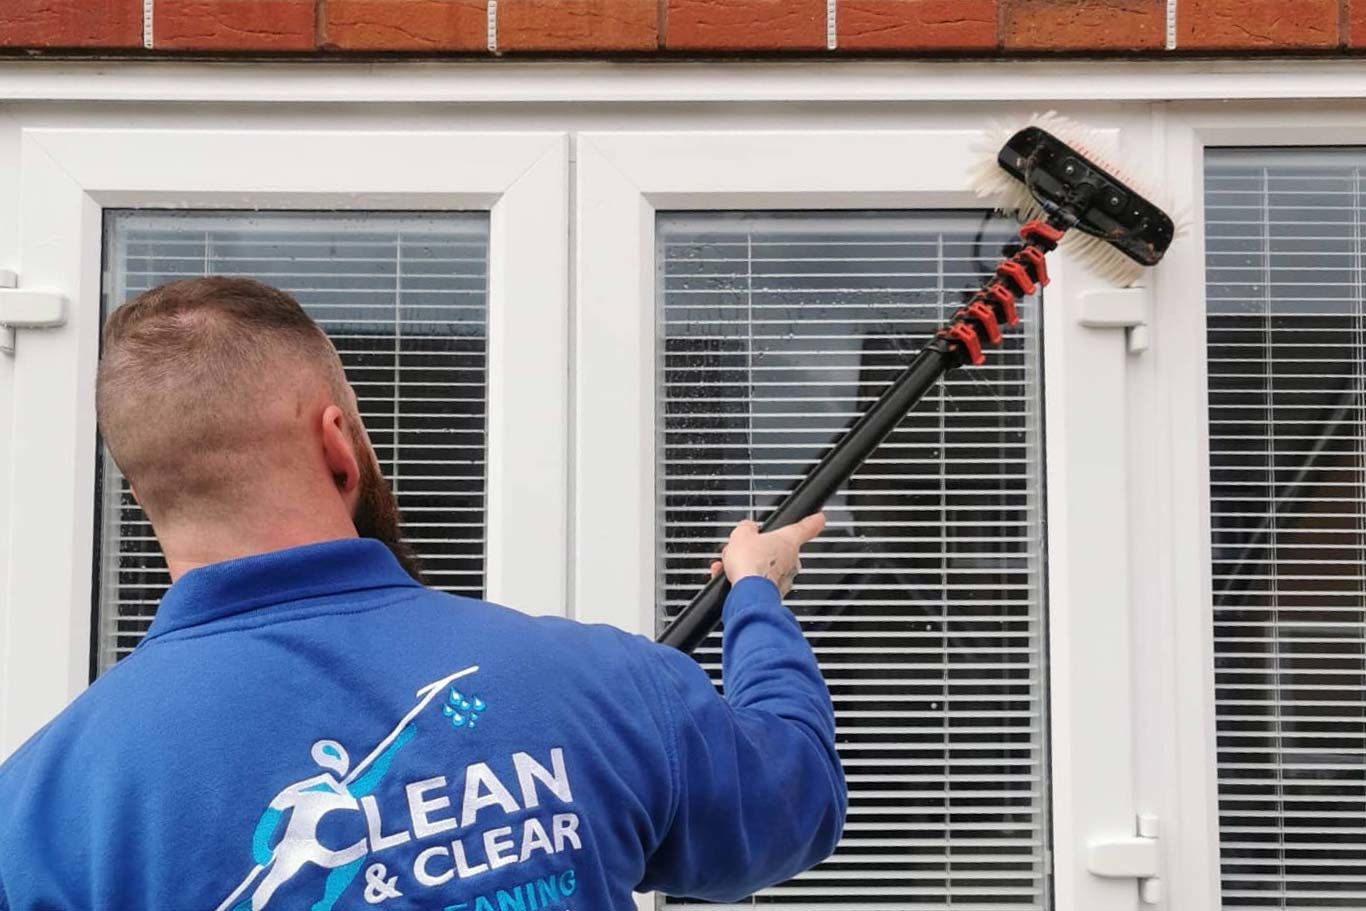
0,538,846,911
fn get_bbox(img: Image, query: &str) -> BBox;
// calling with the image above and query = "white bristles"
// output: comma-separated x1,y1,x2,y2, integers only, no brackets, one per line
971,111,1182,288
1061,233,1147,287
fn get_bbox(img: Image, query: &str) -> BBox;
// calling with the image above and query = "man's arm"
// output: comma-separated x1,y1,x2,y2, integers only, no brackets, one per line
637,516,847,901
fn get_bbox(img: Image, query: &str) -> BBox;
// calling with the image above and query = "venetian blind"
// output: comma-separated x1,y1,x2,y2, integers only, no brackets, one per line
657,211,1050,910
95,211,489,673
1206,150,1366,909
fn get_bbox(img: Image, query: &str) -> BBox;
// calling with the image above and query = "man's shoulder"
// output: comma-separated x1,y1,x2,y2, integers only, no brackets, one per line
0,719,50,791
391,589,666,695
0,655,139,805
405,587,653,651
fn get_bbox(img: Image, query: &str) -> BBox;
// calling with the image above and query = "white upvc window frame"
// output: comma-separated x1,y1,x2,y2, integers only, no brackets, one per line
0,125,570,755
1146,102,1366,911
4,68,1349,911
572,114,1163,911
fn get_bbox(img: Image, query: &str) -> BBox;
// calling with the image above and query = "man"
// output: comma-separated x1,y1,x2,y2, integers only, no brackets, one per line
0,277,844,911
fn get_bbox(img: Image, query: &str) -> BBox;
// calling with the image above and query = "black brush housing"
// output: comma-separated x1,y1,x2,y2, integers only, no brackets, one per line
997,125,1175,267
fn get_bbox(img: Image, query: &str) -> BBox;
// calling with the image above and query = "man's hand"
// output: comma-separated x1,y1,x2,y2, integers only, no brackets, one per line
708,513,826,596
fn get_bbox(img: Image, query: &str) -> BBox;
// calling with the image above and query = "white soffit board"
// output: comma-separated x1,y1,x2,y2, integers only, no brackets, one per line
4,60,1366,104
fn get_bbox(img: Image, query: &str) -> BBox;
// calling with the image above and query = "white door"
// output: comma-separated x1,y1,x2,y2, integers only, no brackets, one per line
572,115,1164,911
1156,104,1366,911
0,123,569,753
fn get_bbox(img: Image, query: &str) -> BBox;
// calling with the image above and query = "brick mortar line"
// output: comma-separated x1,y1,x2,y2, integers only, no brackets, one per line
315,0,327,50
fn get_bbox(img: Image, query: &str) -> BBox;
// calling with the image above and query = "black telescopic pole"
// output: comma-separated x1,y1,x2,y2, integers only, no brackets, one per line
655,217,1066,655
656,338,959,654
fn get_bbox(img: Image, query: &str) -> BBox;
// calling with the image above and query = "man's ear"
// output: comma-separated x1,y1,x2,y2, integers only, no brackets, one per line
320,404,362,506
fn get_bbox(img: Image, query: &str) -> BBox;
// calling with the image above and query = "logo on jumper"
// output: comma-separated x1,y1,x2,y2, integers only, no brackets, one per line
444,688,487,729
214,665,481,911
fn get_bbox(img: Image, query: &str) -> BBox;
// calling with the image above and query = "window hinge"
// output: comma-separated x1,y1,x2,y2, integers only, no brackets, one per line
1079,286,1151,354
0,269,67,355
1087,813,1162,905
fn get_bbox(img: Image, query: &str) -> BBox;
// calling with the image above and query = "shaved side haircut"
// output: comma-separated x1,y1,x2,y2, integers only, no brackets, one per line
96,277,354,522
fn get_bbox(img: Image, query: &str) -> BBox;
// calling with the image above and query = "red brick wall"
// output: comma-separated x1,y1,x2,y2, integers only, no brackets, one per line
1,0,1361,55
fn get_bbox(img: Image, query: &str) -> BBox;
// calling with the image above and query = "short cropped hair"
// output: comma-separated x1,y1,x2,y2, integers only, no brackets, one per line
96,277,351,520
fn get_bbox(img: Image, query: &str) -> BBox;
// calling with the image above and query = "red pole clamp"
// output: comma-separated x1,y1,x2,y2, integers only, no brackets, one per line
996,260,1036,297
1020,220,1065,247
1016,245,1050,287
984,282,1020,327
939,322,985,366
964,300,1003,345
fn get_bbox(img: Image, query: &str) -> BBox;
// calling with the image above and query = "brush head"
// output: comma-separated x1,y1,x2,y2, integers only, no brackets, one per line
972,113,1178,287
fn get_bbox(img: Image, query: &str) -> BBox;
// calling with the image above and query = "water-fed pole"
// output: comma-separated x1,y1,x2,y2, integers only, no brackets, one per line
659,117,1177,654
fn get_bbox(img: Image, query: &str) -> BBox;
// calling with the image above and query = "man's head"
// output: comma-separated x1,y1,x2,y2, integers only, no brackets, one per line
96,277,422,581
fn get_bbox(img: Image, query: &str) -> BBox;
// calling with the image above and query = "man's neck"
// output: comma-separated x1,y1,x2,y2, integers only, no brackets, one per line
160,516,358,582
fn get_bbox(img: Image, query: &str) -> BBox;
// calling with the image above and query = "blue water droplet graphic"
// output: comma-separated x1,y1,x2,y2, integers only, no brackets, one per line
438,683,487,731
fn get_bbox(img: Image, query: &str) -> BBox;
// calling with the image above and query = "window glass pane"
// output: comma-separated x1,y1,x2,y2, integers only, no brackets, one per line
657,211,1050,909
96,211,489,673
1206,149,1366,909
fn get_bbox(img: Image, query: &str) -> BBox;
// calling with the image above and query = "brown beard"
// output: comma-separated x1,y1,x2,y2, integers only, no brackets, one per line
351,431,424,583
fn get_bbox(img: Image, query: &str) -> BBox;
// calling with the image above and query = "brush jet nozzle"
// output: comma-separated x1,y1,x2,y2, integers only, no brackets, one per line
997,126,1175,269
